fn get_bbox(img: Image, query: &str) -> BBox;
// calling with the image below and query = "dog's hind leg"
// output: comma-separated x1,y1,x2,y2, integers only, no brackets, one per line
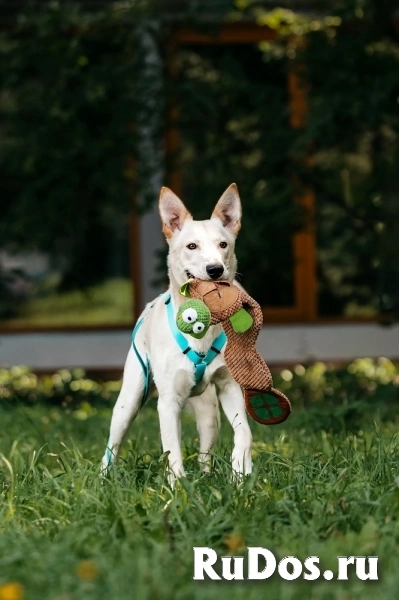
188,384,220,473
101,348,148,472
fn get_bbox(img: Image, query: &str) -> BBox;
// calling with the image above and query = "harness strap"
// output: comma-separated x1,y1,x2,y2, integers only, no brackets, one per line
164,293,227,384
105,310,151,469
131,317,150,407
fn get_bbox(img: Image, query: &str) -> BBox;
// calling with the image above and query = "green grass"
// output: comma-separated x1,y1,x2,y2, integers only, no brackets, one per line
1,402,399,600
1,278,133,327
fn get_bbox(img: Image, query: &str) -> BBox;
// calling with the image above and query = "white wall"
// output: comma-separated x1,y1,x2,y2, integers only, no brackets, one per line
1,323,398,370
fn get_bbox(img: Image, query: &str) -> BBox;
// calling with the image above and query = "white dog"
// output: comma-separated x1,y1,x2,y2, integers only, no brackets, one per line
102,183,252,485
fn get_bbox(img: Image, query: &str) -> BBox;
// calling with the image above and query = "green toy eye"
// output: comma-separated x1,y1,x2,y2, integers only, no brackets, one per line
182,307,197,323
193,322,205,334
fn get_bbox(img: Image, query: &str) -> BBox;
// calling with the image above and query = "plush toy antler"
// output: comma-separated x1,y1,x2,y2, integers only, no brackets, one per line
178,279,291,425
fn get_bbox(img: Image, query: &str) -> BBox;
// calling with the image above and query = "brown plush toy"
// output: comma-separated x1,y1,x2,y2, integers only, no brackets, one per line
181,279,291,425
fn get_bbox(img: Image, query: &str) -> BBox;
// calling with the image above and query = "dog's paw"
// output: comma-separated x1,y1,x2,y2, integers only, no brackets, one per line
231,451,252,481
100,454,113,476
198,452,212,474
167,466,186,489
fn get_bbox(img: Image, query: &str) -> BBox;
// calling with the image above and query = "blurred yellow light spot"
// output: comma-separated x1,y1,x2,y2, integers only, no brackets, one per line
281,369,293,382
75,560,99,581
73,409,88,421
0,582,25,600
223,533,246,552
294,364,305,376
77,56,89,67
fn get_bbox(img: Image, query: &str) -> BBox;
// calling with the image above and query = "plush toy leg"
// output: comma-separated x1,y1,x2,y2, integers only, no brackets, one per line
244,388,291,425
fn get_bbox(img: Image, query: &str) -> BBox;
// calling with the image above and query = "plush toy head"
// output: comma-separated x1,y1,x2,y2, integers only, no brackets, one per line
176,299,211,339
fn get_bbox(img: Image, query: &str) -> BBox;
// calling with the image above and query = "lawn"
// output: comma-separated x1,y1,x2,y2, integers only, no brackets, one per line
1,278,133,327
1,400,399,600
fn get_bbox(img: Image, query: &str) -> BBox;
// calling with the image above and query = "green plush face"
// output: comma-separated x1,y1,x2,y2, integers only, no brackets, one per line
176,299,211,339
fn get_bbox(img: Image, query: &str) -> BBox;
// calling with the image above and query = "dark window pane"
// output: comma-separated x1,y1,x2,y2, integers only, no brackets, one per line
173,43,301,307
315,132,399,317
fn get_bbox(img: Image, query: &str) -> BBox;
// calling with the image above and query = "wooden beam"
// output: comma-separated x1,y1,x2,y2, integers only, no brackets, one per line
173,23,277,45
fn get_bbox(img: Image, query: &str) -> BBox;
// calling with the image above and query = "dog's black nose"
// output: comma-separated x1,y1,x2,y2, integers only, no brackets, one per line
206,264,224,280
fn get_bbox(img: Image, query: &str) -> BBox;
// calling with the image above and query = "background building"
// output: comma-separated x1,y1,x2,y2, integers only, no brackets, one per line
1,0,398,369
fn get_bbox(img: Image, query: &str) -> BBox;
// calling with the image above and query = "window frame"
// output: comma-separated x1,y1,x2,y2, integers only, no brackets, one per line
167,23,318,323
167,23,396,325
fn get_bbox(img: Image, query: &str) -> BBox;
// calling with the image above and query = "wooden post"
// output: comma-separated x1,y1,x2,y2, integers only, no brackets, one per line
288,57,317,321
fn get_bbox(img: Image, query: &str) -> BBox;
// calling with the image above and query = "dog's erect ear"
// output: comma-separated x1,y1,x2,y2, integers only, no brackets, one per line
211,183,242,236
159,187,192,238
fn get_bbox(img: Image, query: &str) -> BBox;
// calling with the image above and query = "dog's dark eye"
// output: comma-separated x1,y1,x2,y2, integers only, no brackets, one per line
220,241,228,249
187,243,197,250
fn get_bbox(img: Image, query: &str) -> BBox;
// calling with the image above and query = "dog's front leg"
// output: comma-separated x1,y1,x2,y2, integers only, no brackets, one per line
158,394,186,486
101,348,147,473
213,367,253,478
188,385,220,473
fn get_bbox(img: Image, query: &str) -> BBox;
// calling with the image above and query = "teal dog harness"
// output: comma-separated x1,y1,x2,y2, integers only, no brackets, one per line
164,293,227,385
132,292,227,405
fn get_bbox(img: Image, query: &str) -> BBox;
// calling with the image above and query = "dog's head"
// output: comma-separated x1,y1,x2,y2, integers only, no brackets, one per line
159,183,241,289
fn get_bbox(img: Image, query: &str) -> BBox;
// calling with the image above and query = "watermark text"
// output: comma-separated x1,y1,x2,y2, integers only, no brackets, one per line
193,547,378,581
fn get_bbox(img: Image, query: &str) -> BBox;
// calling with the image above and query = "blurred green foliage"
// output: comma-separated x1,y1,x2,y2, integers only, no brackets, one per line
302,7,399,317
2,359,398,433
0,365,121,406
274,357,399,430
0,1,161,290
0,0,398,315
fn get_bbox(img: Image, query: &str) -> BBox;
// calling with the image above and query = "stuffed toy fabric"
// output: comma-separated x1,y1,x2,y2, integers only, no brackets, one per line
177,279,291,425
